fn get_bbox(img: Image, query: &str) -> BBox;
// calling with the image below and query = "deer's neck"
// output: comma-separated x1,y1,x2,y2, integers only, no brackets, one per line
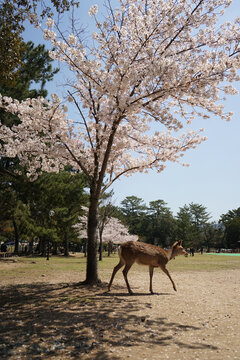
165,248,175,261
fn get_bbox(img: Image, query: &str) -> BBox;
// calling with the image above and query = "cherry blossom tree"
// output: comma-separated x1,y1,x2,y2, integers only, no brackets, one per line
1,0,240,284
75,211,137,244
74,214,137,255
101,217,138,245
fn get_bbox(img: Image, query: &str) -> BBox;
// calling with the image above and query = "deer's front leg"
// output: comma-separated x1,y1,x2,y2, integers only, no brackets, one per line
149,265,154,294
161,266,177,292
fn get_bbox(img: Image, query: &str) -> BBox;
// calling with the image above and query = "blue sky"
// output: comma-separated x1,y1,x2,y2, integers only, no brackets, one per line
23,0,240,222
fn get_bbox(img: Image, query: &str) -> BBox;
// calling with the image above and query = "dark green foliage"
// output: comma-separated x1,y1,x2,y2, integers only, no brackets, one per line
119,197,176,247
203,222,225,252
117,197,231,251
146,200,176,246
29,171,88,255
0,41,59,127
0,169,88,254
220,208,240,249
0,0,77,86
176,203,211,248
0,1,25,86
120,196,147,235
0,35,82,254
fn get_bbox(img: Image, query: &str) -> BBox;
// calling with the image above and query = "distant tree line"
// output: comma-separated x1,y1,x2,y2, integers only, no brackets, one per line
114,196,240,252
2,184,240,255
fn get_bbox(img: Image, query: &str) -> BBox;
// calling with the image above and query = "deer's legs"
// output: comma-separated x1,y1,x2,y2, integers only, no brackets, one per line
160,266,177,292
149,265,154,294
122,263,134,294
108,259,124,291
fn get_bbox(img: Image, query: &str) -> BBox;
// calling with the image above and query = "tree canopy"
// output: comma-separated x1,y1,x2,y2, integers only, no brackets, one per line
0,0,77,86
220,208,240,249
0,38,65,253
0,41,58,129
176,203,211,248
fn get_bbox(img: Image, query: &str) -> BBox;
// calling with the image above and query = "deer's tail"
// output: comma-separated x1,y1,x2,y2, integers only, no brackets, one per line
118,244,126,264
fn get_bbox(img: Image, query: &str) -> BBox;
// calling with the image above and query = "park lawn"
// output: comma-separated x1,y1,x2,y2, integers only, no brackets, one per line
0,252,118,284
167,253,240,271
103,252,240,273
0,253,85,283
1,252,240,285
102,252,240,272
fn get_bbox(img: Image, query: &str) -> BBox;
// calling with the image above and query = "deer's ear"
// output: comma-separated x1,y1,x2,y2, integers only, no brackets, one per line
178,240,183,246
172,241,178,249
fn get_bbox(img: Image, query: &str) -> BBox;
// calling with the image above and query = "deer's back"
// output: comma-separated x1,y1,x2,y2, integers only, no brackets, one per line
120,241,168,267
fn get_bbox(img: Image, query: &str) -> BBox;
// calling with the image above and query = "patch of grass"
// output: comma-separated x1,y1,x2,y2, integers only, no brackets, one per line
103,252,240,272
0,254,87,282
168,253,240,272
57,294,97,305
102,253,240,274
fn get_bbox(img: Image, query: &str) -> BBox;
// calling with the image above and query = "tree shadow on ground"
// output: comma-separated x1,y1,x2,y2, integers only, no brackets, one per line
101,291,174,296
0,282,218,359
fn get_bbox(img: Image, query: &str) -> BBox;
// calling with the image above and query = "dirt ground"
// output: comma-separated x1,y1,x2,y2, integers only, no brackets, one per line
0,259,239,360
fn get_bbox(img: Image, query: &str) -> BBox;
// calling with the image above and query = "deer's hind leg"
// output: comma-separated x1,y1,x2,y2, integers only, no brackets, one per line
108,258,125,291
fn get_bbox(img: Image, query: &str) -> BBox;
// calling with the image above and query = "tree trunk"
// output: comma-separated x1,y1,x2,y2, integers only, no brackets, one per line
63,232,69,256
46,239,50,260
84,240,87,257
107,241,112,257
40,237,46,256
83,195,100,284
29,238,34,254
52,242,58,255
12,218,19,254
99,229,103,261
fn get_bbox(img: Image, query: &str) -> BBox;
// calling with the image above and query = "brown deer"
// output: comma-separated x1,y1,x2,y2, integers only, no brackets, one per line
108,240,187,294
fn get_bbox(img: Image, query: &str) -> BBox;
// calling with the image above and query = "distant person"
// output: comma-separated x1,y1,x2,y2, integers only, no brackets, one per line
190,248,195,256
200,247,203,254
1,243,7,252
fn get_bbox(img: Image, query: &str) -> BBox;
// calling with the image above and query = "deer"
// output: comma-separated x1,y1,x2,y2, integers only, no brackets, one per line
108,240,187,295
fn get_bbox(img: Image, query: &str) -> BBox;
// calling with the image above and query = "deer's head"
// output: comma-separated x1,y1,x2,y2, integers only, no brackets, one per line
171,240,188,258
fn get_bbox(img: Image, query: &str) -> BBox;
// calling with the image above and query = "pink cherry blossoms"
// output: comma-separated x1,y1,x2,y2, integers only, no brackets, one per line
74,214,137,244
101,217,138,245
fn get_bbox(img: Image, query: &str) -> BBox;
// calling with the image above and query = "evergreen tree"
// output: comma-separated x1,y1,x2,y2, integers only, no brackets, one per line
0,40,59,251
0,41,58,127
176,203,211,249
120,196,147,236
0,0,77,86
220,208,240,249
146,200,176,247
29,171,88,256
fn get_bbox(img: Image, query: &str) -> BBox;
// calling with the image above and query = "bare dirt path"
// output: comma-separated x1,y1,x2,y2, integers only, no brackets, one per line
0,261,239,359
